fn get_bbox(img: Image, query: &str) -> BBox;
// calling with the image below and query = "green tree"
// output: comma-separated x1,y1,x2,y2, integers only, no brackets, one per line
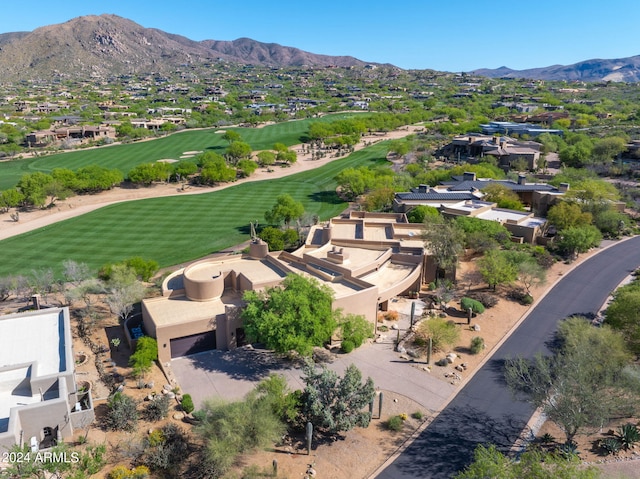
481,183,524,210
74,165,123,193
339,313,374,349
505,316,637,443
477,250,518,290
301,361,375,435
241,274,339,355
225,141,252,163
414,317,460,352
555,225,602,259
422,217,465,274
236,159,258,178
455,444,601,479
547,202,593,231
592,207,627,237
195,391,286,478
221,130,242,144
129,336,158,378
258,226,298,251
103,263,146,321
592,136,627,164
518,260,546,296
364,186,395,211
264,193,304,227
254,374,301,424
566,178,620,204
199,154,237,184
256,150,276,166
605,282,640,353
17,171,54,207
173,160,198,180
407,205,441,224
128,163,164,185
0,188,25,211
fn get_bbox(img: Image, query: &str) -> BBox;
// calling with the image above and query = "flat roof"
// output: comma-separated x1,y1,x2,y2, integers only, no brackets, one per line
186,257,287,284
0,308,68,429
476,209,530,222
144,293,244,328
360,262,417,292
0,309,65,375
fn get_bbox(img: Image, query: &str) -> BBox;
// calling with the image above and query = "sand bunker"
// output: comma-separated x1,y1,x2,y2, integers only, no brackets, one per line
157,159,179,163
182,151,203,155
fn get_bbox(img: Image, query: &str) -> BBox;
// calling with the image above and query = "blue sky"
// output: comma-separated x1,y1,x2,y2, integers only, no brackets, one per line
2,1,640,72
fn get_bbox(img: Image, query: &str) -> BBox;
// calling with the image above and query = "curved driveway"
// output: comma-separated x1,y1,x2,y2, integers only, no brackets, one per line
376,236,640,479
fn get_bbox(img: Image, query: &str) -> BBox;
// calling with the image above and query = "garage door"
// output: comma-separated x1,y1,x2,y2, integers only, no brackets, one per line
170,331,216,358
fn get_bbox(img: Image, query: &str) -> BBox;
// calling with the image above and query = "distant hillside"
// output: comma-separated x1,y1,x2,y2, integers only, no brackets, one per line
471,55,640,82
0,14,371,81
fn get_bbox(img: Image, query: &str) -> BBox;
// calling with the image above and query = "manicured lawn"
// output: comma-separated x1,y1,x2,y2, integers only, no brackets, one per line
0,113,360,191
0,143,390,277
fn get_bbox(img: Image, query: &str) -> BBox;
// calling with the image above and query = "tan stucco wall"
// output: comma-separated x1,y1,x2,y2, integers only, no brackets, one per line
155,315,219,366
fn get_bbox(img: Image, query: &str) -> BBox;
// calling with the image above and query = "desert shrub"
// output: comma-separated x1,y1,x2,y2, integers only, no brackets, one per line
460,297,485,315
470,336,485,354
104,392,138,431
340,313,373,349
467,292,499,308
618,423,640,449
143,394,170,421
539,433,555,444
557,440,579,459
99,257,158,282
411,411,424,420
600,437,622,455
414,317,460,352
386,415,404,431
181,394,195,414
533,248,556,269
384,310,399,321
141,423,190,474
341,340,355,353
508,288,533,305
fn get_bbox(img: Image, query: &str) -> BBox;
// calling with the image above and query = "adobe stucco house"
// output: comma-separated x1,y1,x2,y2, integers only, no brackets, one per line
142,212,431,368
0,307,94,452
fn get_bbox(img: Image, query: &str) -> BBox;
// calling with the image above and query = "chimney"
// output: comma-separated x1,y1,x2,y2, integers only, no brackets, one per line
558,182,570,193
463,172,477,181
418,184,428,193
517,174,526,185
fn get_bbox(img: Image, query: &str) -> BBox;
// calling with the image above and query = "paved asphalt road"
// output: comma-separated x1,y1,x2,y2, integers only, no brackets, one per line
376,236,640,479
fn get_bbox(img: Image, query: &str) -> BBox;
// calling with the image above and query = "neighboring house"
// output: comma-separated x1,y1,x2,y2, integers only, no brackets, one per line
480,121,563,137
25,126,116,147
393,184,484,213
439,134,541,170
0,307,94,452
142,212,430,369
442,172,568,215
441,199,548,244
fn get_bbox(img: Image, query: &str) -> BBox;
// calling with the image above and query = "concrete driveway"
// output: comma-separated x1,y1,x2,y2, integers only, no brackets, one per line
170,298,456,412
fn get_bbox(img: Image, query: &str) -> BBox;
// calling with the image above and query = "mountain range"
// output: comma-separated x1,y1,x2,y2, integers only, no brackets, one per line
470,56,640,83
0,14,370,82
0,14,639,83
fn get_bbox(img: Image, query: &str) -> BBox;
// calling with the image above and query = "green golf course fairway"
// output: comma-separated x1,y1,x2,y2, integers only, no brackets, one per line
0,114,360,191
0,143,390,277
